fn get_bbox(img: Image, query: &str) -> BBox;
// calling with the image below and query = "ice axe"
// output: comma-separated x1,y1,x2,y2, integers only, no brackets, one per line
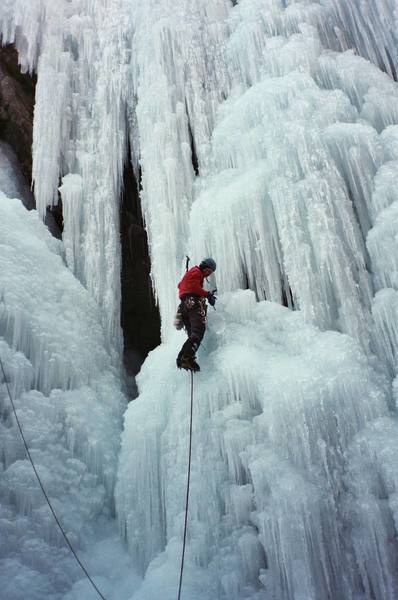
209,288,217,310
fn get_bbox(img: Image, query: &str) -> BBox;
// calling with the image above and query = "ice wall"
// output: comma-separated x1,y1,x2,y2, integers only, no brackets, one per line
3,0,398,348
3,0,398,599
324,0,398,78
117,1,398,599
187,1,398,359
0,0,132,354
117,292,398,600
0,194,128,599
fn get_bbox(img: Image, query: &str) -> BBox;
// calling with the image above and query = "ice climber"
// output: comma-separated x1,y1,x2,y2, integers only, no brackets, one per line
175,258,217,372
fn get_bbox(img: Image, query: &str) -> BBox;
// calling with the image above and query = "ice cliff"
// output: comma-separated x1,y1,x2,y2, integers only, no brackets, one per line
2,1,398,599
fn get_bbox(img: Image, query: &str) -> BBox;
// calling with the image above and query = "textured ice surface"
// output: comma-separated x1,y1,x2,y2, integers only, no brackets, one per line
1,0,128,352
0,195,131,599
2,0,398,599
117,291,398,600
2,0,398,349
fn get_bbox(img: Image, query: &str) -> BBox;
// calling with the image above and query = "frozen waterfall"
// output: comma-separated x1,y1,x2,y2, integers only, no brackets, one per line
2,0,398,599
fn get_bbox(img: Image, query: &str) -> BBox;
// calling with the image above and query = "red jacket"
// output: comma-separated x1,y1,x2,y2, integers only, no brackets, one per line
178,266,210,299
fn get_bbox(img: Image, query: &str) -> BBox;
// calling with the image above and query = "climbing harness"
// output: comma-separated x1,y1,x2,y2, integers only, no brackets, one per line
177,370,194,600
0,354,108,600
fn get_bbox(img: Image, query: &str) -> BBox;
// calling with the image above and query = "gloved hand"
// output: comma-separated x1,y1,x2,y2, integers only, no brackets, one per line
208,293,217,307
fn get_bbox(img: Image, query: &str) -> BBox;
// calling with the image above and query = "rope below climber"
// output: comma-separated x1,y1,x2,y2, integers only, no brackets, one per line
0,354,108,600
177,370,194,600
175,258,217,372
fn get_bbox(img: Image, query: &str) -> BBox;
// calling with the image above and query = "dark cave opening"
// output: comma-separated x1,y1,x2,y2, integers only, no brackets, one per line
120,153,161,377
0,44,36,184
0,43,63,237
46,197,64,239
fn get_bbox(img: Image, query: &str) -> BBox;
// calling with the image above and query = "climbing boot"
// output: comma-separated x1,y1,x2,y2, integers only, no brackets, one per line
179,355,200,372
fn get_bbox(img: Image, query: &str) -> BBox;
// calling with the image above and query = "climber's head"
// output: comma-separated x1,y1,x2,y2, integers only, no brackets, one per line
199,257,216,277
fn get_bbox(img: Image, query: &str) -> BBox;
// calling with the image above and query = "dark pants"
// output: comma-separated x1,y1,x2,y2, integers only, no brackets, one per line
177,296,206,360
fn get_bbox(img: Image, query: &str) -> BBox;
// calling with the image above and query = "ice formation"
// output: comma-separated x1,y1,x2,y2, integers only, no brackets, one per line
0,193,133,598
117,293,398,600
2,0,398,599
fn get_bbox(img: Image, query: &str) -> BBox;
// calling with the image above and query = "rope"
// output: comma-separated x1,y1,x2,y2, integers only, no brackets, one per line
0,354,108,600
177,370,194,600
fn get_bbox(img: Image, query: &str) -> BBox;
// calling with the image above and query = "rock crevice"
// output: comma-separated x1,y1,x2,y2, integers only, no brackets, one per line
120,156,161,376
0,45,36,184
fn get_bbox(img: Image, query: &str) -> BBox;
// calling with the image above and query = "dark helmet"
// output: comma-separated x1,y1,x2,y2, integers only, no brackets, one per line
199,257,216,272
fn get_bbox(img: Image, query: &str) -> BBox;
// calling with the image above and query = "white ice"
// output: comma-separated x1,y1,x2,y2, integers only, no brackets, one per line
0,194,133,599
2,0,398,599
117,292,398,600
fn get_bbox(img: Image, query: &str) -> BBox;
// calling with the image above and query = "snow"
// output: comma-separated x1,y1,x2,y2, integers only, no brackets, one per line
2,0,398,599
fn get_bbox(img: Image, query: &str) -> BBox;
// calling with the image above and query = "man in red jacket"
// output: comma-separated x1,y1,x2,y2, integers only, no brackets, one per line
176,258,217,372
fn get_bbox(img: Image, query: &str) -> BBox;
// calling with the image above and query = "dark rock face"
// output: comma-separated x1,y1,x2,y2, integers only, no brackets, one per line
0,44,63,236
121,156,161,374
0,45,36,184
